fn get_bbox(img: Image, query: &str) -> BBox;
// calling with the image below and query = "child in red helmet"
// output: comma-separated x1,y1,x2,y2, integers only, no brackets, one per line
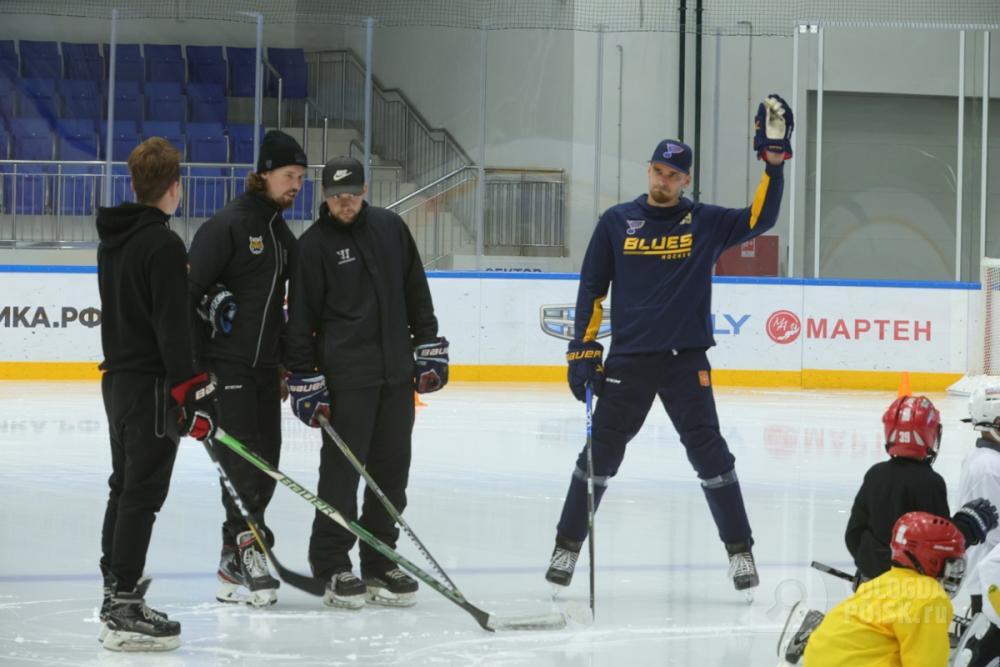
845,395,997,582
803,512,967,666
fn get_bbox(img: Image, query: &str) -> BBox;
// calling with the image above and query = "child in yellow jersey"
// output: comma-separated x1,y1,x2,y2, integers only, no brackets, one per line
803,512,966,667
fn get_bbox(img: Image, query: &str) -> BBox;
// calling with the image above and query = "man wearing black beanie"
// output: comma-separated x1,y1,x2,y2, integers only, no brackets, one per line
187,129,308,607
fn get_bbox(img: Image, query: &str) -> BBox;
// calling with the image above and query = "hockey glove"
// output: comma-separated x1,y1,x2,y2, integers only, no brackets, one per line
753,93,794,160
953,498,999,546
566,340,605,402
287,372,331,427
197,283,237,338
170,372,218,440
414,336,449,394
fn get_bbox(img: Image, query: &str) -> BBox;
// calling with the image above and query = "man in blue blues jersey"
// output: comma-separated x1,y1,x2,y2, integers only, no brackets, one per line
545,95,793,596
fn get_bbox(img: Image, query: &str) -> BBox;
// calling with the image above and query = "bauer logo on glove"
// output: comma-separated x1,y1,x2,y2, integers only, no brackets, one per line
414,337,449,394
753,94,794,160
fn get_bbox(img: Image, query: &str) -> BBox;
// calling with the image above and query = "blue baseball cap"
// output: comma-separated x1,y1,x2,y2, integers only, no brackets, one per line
649,139,692,175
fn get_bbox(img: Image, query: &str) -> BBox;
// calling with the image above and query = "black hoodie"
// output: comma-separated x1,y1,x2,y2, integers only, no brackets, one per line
96,203,197,384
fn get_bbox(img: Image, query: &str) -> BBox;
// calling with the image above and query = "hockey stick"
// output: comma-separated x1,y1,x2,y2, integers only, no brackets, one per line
316,414,457,591
204,437,327,596
584,383,596,620
214,428,566,632
810,561,853,583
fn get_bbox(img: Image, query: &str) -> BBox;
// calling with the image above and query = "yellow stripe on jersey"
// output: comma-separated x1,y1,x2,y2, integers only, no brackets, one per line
582,295,606,343
748,171,771,230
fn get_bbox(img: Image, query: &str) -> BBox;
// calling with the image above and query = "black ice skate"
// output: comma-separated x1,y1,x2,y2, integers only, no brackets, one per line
99,574,153,643
776,601,825,664
545,536,583,589
216,531,279,607
952,612,992,667
323,570,367,609
364,567,418,607
726,541,759,602
102,582,180,652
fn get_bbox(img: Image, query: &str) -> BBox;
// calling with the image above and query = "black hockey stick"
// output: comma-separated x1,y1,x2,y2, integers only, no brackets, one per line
214,428,566,632
204,437,327,596
810,561,853,583
584,383,596,620
316,414,457,591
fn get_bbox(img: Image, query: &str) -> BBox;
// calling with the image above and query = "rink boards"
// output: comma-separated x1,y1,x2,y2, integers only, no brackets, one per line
0,267,978,390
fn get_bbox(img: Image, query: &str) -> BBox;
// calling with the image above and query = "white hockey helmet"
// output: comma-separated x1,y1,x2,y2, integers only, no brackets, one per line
967,384,1000,438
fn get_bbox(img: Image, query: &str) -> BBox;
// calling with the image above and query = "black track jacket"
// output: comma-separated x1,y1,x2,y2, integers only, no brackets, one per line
844,457,950,579
188,191,298,369
96,203,197,385
284,201,438,390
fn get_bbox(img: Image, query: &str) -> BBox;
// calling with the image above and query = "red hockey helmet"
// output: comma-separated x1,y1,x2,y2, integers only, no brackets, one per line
890,511,966,595
882,395,941,462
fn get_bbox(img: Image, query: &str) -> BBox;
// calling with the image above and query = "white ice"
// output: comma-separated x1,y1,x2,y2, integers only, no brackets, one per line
0,382,978,665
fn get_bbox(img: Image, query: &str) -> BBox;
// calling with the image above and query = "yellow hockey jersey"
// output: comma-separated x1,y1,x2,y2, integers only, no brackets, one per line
803,567,953,667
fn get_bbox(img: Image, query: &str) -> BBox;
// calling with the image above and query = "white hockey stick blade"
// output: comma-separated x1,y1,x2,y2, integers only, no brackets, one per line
486,611,568,631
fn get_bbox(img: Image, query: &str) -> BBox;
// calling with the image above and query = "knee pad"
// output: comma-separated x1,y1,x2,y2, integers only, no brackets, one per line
575,438,626,480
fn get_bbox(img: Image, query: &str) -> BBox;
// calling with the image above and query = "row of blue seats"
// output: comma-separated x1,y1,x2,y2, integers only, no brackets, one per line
0,161,317,220
1,79,228,124
2,118,266,163
0,41,307,98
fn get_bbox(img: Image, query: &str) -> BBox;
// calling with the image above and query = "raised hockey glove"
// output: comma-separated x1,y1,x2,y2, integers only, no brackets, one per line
953,498,999,546
566,340,605,402
753,93,794,160
197,283,237,338
414,337,449,394
287,372,331,427
170,372,218,440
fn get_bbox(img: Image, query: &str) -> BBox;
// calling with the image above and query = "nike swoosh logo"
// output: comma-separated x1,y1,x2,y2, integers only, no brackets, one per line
333,170,351,181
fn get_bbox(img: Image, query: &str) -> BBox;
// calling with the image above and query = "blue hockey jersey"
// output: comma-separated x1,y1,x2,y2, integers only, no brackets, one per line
573,162,784,354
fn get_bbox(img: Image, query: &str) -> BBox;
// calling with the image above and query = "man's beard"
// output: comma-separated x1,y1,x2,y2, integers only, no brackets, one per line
274,191,298,210
649,187,672,204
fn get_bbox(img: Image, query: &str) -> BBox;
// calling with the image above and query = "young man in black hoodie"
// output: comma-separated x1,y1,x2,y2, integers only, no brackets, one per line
285,156,448,609
96,137,218,651
187,130,305,606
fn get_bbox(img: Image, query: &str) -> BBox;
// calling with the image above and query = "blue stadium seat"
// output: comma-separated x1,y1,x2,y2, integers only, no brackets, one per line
59,80,103,121
145,82,185,123
10,118,54,214
111,80,143,123
186,122,227,216
142,120,184,155
0,40,17,85
104,44,144,88
20,41,61,80
226,47,257,97
227,123,264,164
187,82,226,123
55,119,100,215
0,77,14,125
145,44,185,86
266,48,308,98
16,78,58,121
186,46,225,88
62,42,104,83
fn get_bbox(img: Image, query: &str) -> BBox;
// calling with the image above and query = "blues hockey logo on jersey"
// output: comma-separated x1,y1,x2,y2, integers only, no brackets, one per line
622,233,694,259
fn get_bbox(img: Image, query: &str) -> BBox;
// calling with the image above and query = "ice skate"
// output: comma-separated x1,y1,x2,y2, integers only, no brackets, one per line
99,574,152,643
726,541,759,602
103,581,180,652
216,531,279,607
776,601,824,664
364,567,418,607
545,536,583,593
323,571,367,609
952,612,992,667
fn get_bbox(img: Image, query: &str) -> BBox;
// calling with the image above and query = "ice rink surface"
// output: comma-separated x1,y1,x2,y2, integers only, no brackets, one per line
0,381,978,665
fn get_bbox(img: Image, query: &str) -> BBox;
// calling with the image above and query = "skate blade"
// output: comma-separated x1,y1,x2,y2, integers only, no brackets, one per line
97,623,109,643
216,583,277,607
743,590,755,604
323,593,366,610
103,629,180,652
487,611,568,631
366,587,416,608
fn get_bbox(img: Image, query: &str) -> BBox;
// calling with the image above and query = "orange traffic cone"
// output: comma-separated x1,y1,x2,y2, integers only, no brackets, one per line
414,391,426,407
897,371,912,398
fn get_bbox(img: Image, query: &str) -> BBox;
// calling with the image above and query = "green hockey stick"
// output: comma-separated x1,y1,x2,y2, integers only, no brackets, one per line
215,428,566,632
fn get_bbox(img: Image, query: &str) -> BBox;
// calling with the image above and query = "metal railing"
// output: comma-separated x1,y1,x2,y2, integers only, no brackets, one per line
306,49,473,188
484,169,566,252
